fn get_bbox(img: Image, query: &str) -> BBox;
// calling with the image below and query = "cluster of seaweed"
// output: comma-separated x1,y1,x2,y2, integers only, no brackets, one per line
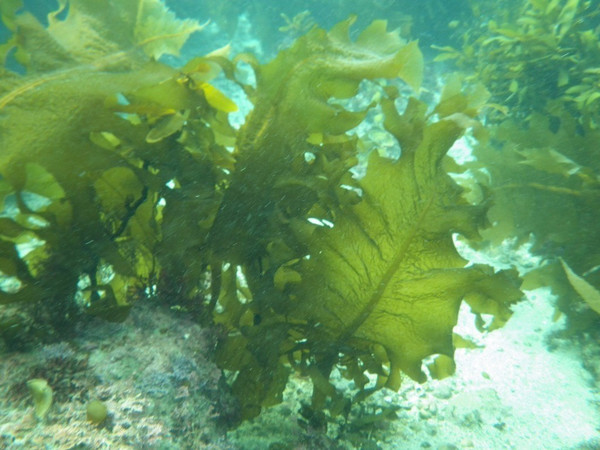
0,0,525,425
437,0,600,122
436,0,600,331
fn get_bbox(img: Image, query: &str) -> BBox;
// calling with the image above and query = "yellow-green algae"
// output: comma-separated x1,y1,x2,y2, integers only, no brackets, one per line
86,400,108,425
0,0,525,424
26,378,53,419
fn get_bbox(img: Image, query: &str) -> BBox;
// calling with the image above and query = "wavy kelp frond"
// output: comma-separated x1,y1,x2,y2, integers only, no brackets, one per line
2,0,203,72
211,46,521,418
208,21,426,418
287,140,518,383
209,17,423,264
247,15,422,136
0,1,229,325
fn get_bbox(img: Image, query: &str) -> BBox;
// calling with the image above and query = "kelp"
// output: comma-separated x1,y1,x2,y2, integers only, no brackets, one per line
0,0,228,323
438,0,600,329
1,1,522,423
208,17,423,264
206,20,520,420
465,111,600,328
435,0,600,126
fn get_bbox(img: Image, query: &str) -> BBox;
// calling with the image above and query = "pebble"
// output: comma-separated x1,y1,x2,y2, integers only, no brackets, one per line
437,445,459,450
418,400,438,419
433,384,453,400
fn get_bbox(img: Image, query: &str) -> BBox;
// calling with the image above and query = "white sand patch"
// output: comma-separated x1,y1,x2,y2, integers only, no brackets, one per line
381,288,600,449
455,289,598,447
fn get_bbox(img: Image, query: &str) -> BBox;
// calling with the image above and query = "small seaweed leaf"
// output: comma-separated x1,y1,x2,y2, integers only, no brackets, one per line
555,0,581,41
560,258,600,315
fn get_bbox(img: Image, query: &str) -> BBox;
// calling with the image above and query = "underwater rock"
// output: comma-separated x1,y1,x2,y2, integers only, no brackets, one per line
418,399,438,419
446,388,503,428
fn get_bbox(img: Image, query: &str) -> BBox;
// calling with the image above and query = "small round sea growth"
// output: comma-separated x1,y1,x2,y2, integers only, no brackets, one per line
87,399,108,425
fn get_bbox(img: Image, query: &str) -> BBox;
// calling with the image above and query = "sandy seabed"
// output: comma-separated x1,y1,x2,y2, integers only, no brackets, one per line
1,281,599,449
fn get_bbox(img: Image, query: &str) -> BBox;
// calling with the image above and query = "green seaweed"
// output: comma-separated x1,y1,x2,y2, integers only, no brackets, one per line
436,0,600,330
27,378,53,419
0,1,522,423
0,0,225,326
87,399,109,425
435,0,600,125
